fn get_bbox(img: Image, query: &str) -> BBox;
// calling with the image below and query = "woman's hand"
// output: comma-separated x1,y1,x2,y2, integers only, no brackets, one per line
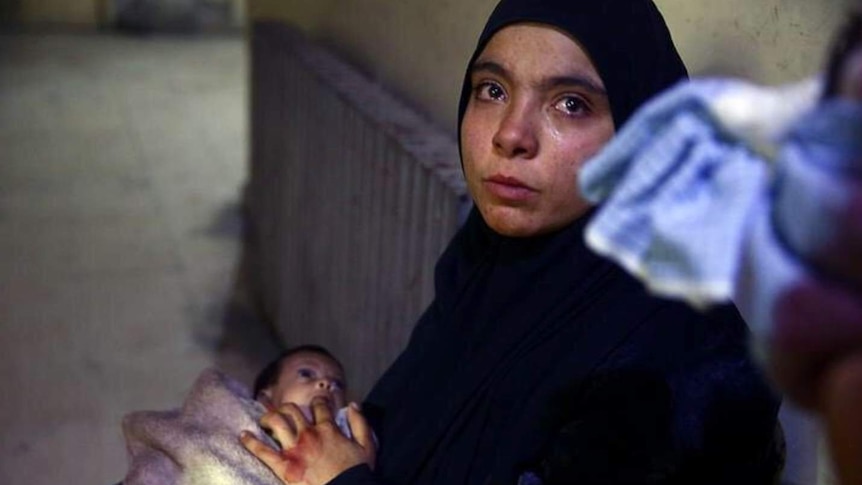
241,398,376,485
769,189,862,485
770,280,862,409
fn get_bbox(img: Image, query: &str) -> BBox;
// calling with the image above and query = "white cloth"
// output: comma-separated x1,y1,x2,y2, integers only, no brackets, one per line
579,77,862,340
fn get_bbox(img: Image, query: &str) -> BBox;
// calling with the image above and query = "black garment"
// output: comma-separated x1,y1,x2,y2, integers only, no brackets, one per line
338,212,780,485
456,0,688,131
331,1,781,484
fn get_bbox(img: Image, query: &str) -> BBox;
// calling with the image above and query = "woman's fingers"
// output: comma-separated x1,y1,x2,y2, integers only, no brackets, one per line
260,403,308,449
347,402,377,468
310,396,334,424
813,187,862,289
770,279,862,408
820,353,862,485
260,410,296,449
279,403,311,432
773,280,862,356
240,431,289,474
242,400,374,485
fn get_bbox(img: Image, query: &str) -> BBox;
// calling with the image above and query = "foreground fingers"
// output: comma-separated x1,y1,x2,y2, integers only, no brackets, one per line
277,402,311,432
770,280,862,408
240,431,292,478
260,403,310,449
311,396,334,423
347,402,377,469
243,399,375,485
820,353,862,485
812,188,862,289
260,410,296,449
772,280,862,357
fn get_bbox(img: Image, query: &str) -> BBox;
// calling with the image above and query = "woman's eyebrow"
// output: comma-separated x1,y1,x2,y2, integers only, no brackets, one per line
541,75,607,96
470,60,607,96
470,60,508,78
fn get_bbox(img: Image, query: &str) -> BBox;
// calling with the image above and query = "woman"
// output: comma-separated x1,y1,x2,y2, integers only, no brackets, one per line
241,1,782,483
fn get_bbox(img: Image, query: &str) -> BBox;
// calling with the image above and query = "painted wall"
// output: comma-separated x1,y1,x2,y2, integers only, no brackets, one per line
14,0,102,25
658,0,853,85
6,0,247,28
249,0,855,134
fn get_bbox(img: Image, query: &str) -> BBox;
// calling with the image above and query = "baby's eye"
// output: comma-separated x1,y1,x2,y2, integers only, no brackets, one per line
331,379,346,391
475,81,507,102
553,95,589,117
297,368,315,379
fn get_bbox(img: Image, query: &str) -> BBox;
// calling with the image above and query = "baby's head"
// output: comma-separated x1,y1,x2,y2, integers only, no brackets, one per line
253,345,347,415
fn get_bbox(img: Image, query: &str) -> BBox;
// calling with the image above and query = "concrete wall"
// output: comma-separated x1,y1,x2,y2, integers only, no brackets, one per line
248,0,855,133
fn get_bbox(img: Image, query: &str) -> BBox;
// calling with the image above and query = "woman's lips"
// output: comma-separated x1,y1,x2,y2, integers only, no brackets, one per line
484,174,538,201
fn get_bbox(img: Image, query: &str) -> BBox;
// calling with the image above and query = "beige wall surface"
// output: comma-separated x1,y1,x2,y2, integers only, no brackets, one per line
657,0,856,84
9,0,247,28
249,0,496,133
16,0,101,25
251,0,854,133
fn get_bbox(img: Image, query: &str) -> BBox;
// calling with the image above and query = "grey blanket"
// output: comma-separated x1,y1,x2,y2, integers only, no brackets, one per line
122,368,282,485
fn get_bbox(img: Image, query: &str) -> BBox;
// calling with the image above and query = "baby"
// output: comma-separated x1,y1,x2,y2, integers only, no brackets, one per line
252,344,354,437
121,345,353,485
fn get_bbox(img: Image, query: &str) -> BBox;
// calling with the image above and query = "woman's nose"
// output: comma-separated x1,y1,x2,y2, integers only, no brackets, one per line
493,103,539,159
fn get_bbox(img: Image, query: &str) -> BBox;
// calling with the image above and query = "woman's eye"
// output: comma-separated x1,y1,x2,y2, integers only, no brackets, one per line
475,82,506,102
554,96,589,116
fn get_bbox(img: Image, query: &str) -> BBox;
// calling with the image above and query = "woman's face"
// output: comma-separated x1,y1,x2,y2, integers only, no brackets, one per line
461,23,615,237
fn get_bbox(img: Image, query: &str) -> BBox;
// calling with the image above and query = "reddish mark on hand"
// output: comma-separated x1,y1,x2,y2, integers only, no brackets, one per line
279,429,318,482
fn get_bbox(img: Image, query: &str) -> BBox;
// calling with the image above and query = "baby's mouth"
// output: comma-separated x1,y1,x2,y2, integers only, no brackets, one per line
298,404,314,422
298,396,336,421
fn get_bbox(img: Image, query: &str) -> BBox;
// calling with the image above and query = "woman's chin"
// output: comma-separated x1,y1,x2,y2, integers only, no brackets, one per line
480,206,571,238
478,205,535,236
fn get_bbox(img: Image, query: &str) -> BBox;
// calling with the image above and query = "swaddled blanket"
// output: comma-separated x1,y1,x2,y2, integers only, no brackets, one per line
122,368,281,485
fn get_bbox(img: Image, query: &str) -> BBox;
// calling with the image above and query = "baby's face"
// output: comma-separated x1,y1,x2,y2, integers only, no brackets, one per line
261,351,347,415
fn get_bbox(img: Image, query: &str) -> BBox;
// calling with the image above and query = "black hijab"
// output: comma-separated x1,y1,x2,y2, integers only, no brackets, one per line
363,2,775,485
457,0,688,130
